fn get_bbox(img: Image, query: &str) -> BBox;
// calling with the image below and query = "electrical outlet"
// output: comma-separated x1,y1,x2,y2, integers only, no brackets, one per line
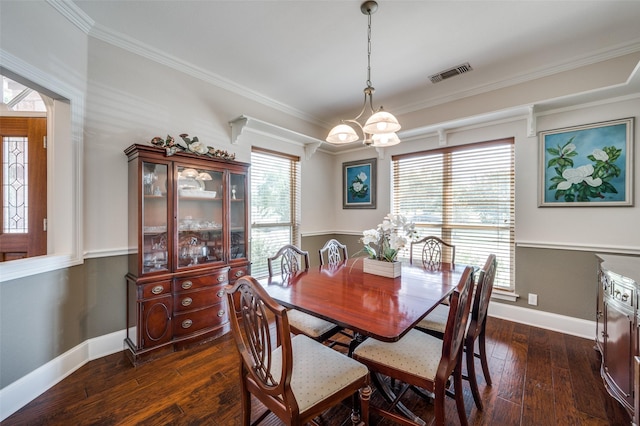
528,293,538,306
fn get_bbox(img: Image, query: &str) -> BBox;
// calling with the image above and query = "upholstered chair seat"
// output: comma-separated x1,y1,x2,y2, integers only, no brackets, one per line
415,304,448,334
353,328,444,382
286,309,340,338
271,333,369,414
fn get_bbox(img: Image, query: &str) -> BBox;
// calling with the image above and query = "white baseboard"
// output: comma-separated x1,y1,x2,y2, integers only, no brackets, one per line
488,301,595,339
0,329,126,422
0,305,596,422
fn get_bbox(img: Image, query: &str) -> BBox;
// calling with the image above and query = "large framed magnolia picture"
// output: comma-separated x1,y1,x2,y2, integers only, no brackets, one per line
343,158,377,209
539,117,634,207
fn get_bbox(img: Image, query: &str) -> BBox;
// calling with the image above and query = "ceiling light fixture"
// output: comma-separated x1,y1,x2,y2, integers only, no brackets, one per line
326,0,401,148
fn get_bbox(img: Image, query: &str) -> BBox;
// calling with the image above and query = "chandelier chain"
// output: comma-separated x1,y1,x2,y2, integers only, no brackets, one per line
366,11,372,88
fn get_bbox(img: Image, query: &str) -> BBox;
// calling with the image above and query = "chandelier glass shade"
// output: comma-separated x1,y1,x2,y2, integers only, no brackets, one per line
326,1,401,147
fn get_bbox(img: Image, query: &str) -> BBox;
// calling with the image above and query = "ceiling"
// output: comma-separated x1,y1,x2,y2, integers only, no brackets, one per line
71,0,640,143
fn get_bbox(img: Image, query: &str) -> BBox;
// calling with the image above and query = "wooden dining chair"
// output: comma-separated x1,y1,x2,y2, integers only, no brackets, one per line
267,244,346,346
415,254,497,410
319,238,349,266
409,236,456,269
267,244,310,278
352,265,475,426
225,276,371,425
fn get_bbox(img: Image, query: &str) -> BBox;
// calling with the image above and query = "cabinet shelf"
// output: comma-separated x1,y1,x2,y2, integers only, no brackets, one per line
178,195,221,201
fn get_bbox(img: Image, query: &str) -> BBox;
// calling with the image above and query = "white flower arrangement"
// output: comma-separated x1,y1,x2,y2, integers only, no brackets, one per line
361,213,416,262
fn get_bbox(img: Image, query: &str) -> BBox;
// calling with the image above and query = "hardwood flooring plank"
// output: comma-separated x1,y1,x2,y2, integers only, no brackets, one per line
564,333,608,420
484,317,512,361
548,329,570,370
522,377,555,426
525,328,552,385
487,396,521,425
552,366,583,426
497,322,528,404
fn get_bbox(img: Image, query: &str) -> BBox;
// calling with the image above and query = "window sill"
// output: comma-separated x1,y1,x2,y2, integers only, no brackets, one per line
0,254,82,283
491,289,519,302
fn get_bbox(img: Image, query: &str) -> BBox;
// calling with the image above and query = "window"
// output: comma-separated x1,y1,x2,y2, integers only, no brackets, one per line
392,138,515,290
250,148,300,278
1,75,47,261
0,67,80,282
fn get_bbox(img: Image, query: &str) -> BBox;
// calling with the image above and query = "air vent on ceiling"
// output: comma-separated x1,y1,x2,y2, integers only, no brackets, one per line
429,62,473,83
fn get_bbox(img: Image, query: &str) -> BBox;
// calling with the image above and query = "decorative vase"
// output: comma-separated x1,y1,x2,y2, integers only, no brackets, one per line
363,258,402,278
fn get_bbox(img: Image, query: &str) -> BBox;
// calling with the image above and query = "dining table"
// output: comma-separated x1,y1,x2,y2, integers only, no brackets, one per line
259,257,466,344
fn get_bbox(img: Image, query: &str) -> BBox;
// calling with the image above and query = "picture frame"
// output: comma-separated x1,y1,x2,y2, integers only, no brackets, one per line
539,117,634,207
343,158,377,209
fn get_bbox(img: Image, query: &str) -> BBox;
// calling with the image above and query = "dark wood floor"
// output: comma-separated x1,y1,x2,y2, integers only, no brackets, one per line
2,317,631,425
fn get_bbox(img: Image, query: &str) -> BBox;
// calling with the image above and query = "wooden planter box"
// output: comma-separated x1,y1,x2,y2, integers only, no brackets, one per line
363,258,401,278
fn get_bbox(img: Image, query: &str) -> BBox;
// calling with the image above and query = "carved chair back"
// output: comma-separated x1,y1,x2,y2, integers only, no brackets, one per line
410,236,456,269
319,239,348,266
267,244,310,278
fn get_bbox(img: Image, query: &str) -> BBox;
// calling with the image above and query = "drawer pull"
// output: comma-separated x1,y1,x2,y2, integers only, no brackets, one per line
217,275,225,282
151,285,164,295
182,319,193,329
181,297,193,307
217,309,226,317
235,270,244,277
217,290,225,298
181,281,193,290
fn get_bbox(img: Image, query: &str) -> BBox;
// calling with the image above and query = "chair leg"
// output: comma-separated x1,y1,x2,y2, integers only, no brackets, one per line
478,332,492,386
465,338,483,410
434,379,447,426
353,385,371,426
452,367,469,426
239,366,252,425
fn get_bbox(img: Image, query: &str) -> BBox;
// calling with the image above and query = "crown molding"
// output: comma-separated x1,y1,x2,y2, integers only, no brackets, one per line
394,40,640,116
46,0,94,34
47,0,323,127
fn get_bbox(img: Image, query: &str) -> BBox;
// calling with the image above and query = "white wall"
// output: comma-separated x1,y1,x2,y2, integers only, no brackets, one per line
521,98,639,251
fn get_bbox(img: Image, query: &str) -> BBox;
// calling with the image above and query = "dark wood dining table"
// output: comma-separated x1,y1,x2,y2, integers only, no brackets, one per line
259,258,466,343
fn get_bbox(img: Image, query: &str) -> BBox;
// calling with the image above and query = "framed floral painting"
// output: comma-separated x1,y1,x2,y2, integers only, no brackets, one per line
343,158,376,209
539,117,634,207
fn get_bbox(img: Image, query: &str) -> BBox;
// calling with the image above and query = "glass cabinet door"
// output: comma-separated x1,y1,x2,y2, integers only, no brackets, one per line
176,166,223,269
230,172,247,261
142,162,169,274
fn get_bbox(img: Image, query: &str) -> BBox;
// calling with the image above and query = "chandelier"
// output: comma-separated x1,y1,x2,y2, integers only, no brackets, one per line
326,1,401,147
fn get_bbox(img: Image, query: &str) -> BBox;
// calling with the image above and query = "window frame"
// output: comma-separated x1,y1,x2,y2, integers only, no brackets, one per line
392,138,515,291
250,147,301,279
0,62,83,282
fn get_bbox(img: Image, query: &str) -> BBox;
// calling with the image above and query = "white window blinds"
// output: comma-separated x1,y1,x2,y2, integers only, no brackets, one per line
392,139,515,290
250,148,300,278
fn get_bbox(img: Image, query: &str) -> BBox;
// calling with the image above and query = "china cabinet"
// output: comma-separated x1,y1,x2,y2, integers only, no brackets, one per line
595,253,640,421
124,144,250,364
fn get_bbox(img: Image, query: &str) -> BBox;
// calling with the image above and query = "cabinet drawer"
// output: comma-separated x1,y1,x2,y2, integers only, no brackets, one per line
229,266,249,282
173,305,228,337
140,281,172,299
173,287,225,313
174,270,228,292
611,279,635,309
